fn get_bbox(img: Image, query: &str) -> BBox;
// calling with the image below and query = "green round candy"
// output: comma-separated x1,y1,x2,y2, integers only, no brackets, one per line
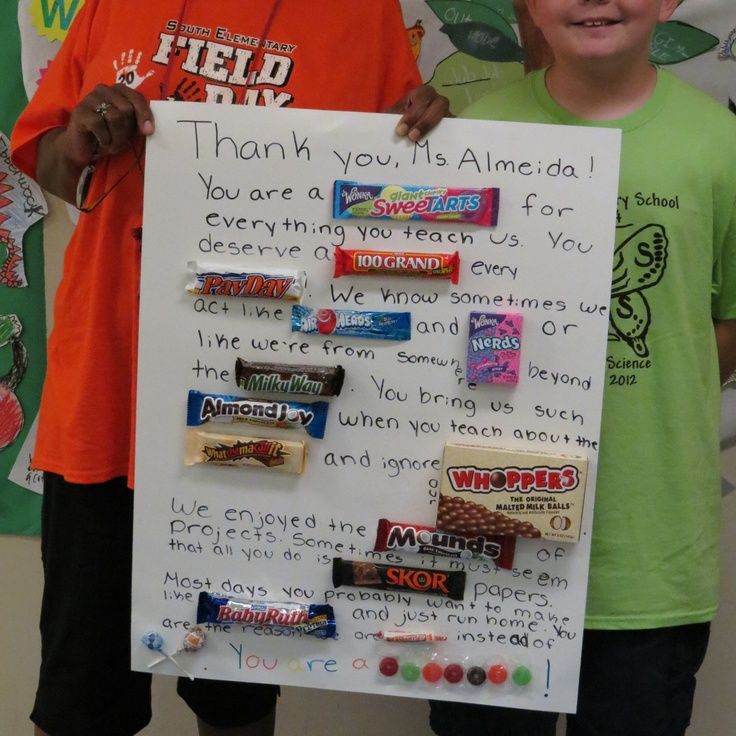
400,661,421,682
512,665,532,686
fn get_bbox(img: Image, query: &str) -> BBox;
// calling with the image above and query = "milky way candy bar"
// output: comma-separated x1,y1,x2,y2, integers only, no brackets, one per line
187,390,328,439
332,557,465,600
235,359,345,397
185,429,306,474
333,181,500,227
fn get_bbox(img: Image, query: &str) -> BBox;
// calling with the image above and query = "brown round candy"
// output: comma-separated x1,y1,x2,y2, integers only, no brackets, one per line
437,495,541,539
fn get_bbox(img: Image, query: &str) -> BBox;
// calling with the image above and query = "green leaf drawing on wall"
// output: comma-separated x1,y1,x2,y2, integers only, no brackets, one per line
483,0,516,25
649,21,719,65
428,51,523,114
427,0,517,43
440,22,524,62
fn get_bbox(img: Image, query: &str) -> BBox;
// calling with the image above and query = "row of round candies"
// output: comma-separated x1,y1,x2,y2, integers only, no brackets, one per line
379,656,532,688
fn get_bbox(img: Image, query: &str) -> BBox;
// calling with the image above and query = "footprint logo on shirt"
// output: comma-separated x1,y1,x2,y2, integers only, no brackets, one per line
608,224,669,357
113,49,154,89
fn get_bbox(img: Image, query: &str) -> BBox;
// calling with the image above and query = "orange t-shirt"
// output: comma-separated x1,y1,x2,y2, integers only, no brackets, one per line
12,0,421,487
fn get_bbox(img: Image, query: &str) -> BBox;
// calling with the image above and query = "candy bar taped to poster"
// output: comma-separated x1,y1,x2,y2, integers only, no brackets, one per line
132,103,621,711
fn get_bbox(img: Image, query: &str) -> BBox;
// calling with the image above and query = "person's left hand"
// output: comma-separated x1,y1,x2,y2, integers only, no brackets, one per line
387,84,451,142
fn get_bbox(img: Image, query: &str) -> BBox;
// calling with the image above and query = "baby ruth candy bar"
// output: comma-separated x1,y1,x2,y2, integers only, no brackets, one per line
187,389,328,439
333,247,460,283
332,557,465,601
197,592,337,639
333,180,499,227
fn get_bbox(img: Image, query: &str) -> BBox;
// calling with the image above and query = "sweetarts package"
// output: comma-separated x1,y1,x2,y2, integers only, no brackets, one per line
333,181,500,227
466,312,522,384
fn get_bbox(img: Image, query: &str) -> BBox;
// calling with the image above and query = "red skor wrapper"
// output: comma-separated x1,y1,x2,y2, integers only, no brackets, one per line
374,518,515,570
333,247,460,284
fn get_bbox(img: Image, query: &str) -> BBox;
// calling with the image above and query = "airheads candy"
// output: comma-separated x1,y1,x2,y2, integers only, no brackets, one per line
291,305,411,341
333,181,500,227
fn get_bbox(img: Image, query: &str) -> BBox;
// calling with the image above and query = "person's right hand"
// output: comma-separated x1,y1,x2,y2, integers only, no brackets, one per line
63,83,155,167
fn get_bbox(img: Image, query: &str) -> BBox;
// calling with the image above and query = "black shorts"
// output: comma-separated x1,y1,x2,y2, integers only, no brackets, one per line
31,473,279,736
429,623,711,736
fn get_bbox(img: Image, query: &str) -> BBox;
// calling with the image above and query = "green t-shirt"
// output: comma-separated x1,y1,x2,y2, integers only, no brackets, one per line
464,70,736,629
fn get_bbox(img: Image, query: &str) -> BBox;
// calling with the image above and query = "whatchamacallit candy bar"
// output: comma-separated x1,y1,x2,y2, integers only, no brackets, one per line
235,359,345,397
187,389,328,439
197,592,337,639
186,261,306,301
373,518,516,570
332,557,465,601
333,247,460,284
292,305,410,341
185,429,306,474
333,180,500,227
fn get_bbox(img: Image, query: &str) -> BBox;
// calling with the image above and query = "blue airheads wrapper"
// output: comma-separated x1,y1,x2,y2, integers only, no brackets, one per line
186,390,328,439
291,305,411,341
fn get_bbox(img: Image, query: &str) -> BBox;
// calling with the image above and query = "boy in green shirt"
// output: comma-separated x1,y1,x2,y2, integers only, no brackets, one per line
430,2,736,734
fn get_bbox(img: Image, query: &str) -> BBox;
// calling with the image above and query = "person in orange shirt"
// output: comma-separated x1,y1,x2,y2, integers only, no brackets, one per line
11,2,448,735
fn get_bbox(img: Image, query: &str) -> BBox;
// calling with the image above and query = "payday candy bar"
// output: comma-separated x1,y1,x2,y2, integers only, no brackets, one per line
185,429,306,474
186,261,305,301
292,305,410,341
187,390,328,439
333,180,500,227
332,557,465,601
235,359,345,397
197,592,337,639
333,247,460,284
374,518,515,569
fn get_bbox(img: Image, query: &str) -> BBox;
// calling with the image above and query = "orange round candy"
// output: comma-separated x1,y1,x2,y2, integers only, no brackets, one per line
422,661,444,683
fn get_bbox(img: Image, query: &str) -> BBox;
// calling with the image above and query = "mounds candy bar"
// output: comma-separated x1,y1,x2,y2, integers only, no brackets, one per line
235,359,345,397
332,557,465,601
374,518,508,564
438,443,589,543
186,261,306,301
333,247,460,284
291,305,410,341
187,389,328,439
185,429,306,474
333,180,500,227
197,592,337,639
467,311,522,385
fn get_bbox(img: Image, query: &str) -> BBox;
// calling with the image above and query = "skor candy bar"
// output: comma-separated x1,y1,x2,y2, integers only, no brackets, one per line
333,247,460,283
332,557,465,601
333,180,500,227
186,261,306,301
184,429,306,474
197,592,337,639
291,305,410,341
235,359,345,397
187,389,328,439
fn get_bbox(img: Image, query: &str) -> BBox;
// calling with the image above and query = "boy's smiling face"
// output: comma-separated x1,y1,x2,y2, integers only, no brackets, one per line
525,0,678,68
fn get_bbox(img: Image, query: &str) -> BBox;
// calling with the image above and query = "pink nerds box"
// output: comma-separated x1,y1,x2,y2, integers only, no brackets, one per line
466,312,522,384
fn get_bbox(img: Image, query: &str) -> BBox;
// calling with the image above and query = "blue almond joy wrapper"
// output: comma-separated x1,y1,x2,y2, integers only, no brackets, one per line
186,389,328,439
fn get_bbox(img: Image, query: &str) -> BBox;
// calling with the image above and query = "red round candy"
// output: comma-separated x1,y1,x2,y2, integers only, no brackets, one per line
316,309,337,334
379,656,399,677
443,663,464,684
422,661,444,683
488,663,508,684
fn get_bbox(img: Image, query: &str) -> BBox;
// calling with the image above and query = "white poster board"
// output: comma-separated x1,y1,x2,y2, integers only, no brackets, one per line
133,102,620,713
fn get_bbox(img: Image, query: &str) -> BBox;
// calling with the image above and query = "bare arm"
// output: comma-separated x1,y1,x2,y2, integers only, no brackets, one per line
389,84,451,142
715,319,736,384
513,0,553,73
36,83,154,205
